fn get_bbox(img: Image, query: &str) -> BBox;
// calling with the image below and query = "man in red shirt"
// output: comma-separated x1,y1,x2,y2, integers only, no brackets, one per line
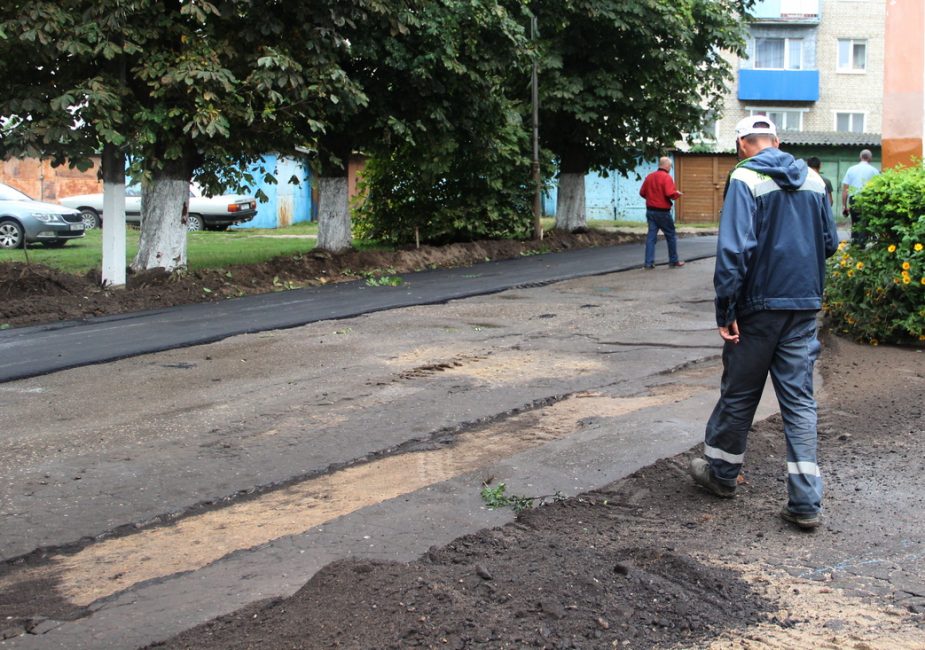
639,156,685,269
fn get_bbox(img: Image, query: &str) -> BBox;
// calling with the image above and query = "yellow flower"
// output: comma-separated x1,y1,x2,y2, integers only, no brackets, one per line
920,335,925,341
903,261,912,270
903,270,911,278
921,277,925,285
847,269,855,277
838,241,848,251
856,261,864,270
840,259,847,267
894,277,901,284
887,244,897,253
916,243,924,252
903,276,911,284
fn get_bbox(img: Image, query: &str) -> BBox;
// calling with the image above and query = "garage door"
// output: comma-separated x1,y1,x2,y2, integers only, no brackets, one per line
675,154,738,224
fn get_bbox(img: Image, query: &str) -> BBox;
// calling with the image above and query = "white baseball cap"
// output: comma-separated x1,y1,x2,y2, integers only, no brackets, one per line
735,115,778,138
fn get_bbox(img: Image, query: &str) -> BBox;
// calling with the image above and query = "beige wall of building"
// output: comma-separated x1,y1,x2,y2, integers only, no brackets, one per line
813,0,885,133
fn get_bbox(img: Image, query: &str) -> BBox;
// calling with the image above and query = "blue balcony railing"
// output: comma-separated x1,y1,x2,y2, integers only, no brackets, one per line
738,69,819,102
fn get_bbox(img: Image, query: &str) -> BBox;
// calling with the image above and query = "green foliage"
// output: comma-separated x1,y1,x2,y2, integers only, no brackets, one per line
824,166,925,345
0,0,385,190
532,0,752,175
479,482,565,513
345,0,537,245
352,137,535,245
364,274,404,287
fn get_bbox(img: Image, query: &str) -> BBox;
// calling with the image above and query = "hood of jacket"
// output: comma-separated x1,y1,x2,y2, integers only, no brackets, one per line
741,147,808,191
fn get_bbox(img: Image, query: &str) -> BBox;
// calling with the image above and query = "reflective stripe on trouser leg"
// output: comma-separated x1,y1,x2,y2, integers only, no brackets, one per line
769,313,823,515
703,312,778,487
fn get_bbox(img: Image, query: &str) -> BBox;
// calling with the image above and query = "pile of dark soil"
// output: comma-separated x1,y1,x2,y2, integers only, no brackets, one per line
0,230,639,329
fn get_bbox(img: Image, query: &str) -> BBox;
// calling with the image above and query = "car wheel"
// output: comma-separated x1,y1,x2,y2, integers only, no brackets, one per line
0,219,24,249
80,208,101,230
42,240,68,248
187,214,205,231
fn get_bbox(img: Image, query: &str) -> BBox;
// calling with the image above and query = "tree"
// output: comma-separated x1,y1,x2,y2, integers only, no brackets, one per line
530,0,751,231
350,1,536,246
310,0,530,252
0,0,381,271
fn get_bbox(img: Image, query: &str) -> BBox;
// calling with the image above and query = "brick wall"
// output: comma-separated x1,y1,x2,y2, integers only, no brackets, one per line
812,0,885,133
0,157,102,204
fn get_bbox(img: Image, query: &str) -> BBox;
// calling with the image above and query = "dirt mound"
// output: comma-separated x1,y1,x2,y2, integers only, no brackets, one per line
153,514,770,650
0,263,89,300
0,230,639,329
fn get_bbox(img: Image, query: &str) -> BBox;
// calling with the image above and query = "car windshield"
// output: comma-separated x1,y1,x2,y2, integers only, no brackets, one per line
0,183,33,201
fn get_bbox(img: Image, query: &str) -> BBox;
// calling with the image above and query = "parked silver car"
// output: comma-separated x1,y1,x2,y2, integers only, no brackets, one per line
60,184,258,231
0,183,85,249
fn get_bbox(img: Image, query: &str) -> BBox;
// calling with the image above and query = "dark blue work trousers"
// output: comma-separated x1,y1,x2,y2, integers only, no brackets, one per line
704,310,823,515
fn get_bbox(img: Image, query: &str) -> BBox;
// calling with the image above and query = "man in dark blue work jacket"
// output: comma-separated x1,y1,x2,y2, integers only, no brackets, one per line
689,115,839,530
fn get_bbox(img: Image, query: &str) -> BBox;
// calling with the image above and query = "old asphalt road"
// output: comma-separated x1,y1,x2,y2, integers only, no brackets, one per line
1,235,781,649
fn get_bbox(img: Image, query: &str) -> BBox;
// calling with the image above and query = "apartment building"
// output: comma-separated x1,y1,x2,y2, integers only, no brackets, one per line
676,0,886,221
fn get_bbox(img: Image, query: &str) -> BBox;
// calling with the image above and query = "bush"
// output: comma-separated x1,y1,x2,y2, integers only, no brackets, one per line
352,147,535,246
824,165,925,345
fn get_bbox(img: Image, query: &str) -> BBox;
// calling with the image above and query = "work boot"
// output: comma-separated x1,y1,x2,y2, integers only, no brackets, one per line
689,458,735,498
780,506,821,530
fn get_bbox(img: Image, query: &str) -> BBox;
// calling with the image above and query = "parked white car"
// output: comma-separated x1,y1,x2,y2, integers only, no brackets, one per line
60,184,258,231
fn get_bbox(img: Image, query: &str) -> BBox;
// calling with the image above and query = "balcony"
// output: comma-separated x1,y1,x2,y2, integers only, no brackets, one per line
738,69,819,102
751,0,820,24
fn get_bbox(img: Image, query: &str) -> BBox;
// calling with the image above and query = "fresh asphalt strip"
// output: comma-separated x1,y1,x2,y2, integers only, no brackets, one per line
0,236,719,383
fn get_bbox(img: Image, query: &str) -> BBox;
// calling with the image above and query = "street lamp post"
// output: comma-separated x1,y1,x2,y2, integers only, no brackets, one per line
531,14,543,241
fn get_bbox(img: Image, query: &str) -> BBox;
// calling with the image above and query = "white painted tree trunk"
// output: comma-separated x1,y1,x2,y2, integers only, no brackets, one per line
131,178,189,272
316,176,352,253
555,172,588,232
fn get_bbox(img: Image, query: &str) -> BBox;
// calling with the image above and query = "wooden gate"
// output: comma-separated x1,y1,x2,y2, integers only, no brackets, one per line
675,154,738,224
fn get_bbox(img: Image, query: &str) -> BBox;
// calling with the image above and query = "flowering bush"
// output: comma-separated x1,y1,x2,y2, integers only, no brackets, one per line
824,165,925,345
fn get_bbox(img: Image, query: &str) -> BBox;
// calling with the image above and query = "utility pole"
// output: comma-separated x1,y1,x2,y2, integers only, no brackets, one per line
531,14,543,241
101,51,127,288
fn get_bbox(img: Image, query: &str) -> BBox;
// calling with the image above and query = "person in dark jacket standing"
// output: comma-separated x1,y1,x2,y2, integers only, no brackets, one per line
639,156,685,269
689,116,839,530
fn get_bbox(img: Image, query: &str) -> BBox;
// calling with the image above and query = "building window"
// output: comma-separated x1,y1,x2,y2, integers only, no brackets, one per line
749,108,803,132
755,37,804,70
836,112,865,133
837,39,866,72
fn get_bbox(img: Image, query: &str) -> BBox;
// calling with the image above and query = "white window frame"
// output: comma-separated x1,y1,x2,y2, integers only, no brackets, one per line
836,39,867,73
753,37,804,70
834,111,866,133
748,108,805,132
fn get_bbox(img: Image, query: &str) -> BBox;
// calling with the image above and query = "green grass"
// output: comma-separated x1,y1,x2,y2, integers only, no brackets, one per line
1,217,719,276
0,223,323,274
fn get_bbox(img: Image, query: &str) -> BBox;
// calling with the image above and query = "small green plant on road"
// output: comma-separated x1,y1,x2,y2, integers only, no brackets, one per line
480,481,565,513
825,165,925,345
361,268,404,287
